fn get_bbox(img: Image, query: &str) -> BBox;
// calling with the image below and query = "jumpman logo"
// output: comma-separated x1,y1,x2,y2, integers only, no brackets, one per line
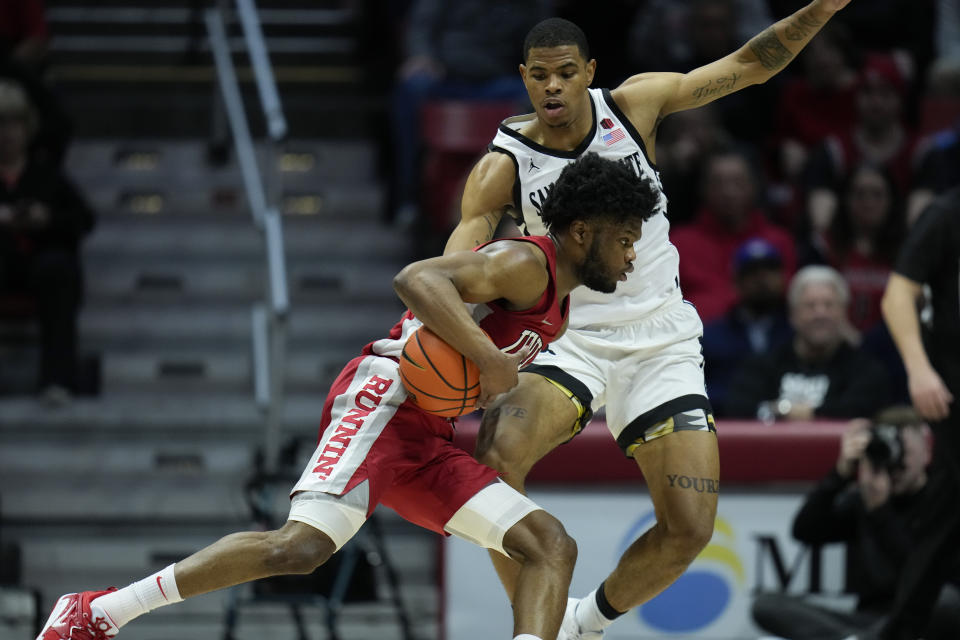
529,159,540,172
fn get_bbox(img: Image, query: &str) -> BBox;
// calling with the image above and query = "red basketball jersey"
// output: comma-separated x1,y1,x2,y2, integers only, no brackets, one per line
367,235,569,367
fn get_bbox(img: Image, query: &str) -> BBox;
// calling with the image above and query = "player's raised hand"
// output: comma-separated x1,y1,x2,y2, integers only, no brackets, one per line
815,0,853,12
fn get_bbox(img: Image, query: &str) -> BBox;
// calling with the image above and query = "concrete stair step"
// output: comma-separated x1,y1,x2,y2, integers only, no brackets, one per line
0,391,364,438
67,139,376,184
79,301,404,350
98,349,360,394
78,183,382,220
3,472,251,521
83,217,411,262
83,255,401,305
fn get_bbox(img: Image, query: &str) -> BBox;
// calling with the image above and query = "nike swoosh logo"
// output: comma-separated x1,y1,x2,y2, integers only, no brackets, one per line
157,576,168,600
541,319,552,325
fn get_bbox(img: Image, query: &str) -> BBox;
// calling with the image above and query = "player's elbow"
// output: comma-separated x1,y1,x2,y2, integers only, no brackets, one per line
393,263,424,300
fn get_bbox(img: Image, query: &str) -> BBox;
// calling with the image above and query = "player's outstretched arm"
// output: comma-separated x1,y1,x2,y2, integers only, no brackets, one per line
614,0,852,128
444,151,517,255
394,241,548,404
881,273,954,421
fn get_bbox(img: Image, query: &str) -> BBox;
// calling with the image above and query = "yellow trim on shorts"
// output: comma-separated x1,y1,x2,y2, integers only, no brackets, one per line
543,376,589,437
624,413,717,457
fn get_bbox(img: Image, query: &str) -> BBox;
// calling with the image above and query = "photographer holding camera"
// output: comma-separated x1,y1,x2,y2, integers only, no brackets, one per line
752,407,960,640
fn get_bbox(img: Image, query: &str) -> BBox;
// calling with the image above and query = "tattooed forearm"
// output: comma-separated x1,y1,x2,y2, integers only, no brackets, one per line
472,212,500,247
691,72,740,103
783,12,823,41
667,474,720,494
749,27,792,71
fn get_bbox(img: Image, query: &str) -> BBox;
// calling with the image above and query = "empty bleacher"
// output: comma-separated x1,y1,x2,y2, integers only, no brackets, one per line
1,2,438,639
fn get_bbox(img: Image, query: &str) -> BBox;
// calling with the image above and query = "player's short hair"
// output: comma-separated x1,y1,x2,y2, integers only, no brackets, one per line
540,152,659,234
523,18,590,62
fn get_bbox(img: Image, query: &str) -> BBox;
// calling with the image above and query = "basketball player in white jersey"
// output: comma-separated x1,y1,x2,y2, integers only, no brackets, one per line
445,2,855,638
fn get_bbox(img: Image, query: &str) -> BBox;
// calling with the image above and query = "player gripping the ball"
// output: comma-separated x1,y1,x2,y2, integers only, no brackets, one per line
36,152,658,640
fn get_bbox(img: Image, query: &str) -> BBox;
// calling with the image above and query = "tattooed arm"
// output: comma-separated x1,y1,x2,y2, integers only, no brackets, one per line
612,0,852,138
445,151,516,255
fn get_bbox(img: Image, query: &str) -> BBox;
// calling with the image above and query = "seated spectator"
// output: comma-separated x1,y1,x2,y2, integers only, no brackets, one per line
769,22,860,226
725,265,889,421
908,121,960,224
927,0,960,95
672,147,797,323
768,0,936,92
752,408,960,640
0,0,70,167
703,238,793,416
0,0,48,73
655,105,733,228
0,79,95,405
802,54,920,238
628,0,777,145
389,0,542,228
801,163,905,335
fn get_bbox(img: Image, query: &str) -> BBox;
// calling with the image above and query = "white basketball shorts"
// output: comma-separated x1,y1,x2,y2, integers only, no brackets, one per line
524,299,715,456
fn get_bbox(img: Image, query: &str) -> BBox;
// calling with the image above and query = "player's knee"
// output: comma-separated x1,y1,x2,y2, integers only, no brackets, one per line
474,427,531,482
667,515,713,562
505,511,577,570
264,522,335,575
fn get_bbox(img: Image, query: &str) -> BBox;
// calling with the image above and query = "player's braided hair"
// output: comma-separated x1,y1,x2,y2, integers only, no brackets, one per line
540,152,660,233
523,18,589,62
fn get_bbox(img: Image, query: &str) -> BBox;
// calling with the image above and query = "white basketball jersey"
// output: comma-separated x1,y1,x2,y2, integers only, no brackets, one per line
490,88,681,328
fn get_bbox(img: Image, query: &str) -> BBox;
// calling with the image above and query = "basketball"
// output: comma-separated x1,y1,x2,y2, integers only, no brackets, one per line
399,326,482,417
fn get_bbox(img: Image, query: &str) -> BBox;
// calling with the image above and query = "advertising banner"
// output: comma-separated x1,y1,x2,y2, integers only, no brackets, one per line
444,489,850,640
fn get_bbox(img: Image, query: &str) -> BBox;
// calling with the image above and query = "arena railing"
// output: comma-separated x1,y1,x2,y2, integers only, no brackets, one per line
206,0,289,472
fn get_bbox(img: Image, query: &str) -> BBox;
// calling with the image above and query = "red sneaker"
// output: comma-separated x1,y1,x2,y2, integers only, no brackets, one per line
36,589,119,640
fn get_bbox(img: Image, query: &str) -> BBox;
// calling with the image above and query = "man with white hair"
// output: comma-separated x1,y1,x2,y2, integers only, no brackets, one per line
725,264,890,421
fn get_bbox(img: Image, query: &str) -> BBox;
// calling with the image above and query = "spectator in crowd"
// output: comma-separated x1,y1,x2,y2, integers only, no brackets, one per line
654,105,733,227
672,148,797,323
389,0,543,228
0,0,48,73
725,265,889,421
802,54,920,239
703,238,793,416
767,0,936,96
0,0,70,167
0,79,94,405
801,163,905,335
629,0,778,144
769,22,860,225
752,408,960,640
927,0,960,95
908,121,960,224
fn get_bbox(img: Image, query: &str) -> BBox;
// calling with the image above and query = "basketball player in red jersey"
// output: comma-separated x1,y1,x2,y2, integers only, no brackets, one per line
445,2,855,638
36,153,659,640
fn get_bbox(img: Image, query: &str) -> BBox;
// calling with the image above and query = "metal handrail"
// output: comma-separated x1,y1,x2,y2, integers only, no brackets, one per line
236,0,287,141
206,0,289,472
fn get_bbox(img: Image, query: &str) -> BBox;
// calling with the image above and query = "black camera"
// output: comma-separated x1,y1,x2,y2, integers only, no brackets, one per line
864,423,905,472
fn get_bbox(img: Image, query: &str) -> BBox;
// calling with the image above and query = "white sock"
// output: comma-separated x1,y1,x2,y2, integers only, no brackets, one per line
575,589,616,632
513,635,542,640
93,564,183,629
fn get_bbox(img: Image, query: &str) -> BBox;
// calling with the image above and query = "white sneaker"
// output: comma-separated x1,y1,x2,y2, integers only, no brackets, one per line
557,597,604,640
